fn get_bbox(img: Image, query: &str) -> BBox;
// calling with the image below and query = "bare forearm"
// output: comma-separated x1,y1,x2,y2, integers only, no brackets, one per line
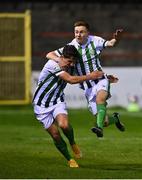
67,74,93,84
105,38,117,47
65,71,104,84
46,52,59,62
105,29,123,47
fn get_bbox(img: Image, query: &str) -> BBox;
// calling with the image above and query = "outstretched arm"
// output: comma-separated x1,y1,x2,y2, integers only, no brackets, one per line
105,29,123,47
59,71,104,84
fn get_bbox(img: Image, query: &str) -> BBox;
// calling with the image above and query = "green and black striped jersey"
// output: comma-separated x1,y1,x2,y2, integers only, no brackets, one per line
55,35,106,90
33,60,74,108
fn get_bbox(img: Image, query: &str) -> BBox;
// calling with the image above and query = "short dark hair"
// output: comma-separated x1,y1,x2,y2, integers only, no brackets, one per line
63,45,79,61
74,20,90,31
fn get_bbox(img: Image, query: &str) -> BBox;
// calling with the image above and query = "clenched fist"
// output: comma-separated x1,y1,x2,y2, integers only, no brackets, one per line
107,75,119,83
113,29,123,41
89,71,104,80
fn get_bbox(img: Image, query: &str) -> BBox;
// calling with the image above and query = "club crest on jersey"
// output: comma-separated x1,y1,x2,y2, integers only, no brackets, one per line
54,66,61,71
89,49,96,55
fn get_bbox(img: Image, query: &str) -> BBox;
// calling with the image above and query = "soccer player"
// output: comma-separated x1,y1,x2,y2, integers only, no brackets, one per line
46,20,125,138
33,45,104,168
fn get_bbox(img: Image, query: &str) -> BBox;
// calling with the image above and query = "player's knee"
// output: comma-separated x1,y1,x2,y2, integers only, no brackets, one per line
60,124,68,130
96,93,108,104
58,121,69,130
96,98,106,104
92,111,97,116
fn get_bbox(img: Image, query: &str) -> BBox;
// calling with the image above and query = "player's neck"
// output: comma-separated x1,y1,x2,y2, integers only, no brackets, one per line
78,38,88,46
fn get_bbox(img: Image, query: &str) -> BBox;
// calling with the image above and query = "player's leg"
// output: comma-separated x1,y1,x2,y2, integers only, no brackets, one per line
47,123,71,161
93,89,108,135
56,113,82,159
47,123,78,168
96,91,125,133
88,101,112,136
53,102,81,161
85,79,125,136
104,113,125,131
56,114,75,145
34,104,78,167
90,79,110,137
85,82,107,137
53,103,76,146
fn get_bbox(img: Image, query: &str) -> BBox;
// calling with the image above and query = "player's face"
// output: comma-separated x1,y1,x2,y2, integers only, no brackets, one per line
66,58,74,67
60,57,74,70
74,26,89,45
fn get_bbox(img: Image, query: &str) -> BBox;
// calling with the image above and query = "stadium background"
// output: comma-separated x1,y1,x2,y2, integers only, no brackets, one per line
0,0,142,108
0,1,142,179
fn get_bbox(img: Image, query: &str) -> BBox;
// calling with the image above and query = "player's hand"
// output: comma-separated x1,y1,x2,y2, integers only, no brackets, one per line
113,29,123,41
90,71,104,80
107,74,119,83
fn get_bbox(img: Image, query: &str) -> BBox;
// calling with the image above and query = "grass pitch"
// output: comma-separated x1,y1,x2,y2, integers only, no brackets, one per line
0,105,142,179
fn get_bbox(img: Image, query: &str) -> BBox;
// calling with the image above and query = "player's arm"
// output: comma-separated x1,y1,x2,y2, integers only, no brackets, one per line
105,29,123,47
59,71,104,84
46,51,60,63
47,50,72,68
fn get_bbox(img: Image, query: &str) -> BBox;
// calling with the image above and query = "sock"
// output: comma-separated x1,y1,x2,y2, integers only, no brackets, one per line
54,137,71,161
108,115,118,125
62,124,75,145
96,104,106,129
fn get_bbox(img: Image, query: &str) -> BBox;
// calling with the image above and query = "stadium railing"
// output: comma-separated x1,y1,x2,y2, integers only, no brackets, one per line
0,10,31,105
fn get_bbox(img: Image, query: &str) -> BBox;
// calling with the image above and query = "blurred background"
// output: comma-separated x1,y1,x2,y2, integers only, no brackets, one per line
0,0,142,110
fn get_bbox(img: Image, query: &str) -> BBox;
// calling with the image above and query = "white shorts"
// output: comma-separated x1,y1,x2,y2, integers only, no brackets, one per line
33,102,68,129
84,79,109,115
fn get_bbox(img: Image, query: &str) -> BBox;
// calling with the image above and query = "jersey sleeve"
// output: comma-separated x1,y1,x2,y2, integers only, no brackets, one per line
54,47,64,57
38,60,64,85
94,36,106,50
43,60,64,76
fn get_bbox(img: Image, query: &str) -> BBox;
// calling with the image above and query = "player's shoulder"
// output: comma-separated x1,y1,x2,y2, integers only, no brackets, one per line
89,35,105,46
89,35,104,40
45,59,56,66
44,60,59,71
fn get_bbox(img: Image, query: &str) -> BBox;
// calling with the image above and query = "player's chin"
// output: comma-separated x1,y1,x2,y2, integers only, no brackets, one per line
76,39,82,44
